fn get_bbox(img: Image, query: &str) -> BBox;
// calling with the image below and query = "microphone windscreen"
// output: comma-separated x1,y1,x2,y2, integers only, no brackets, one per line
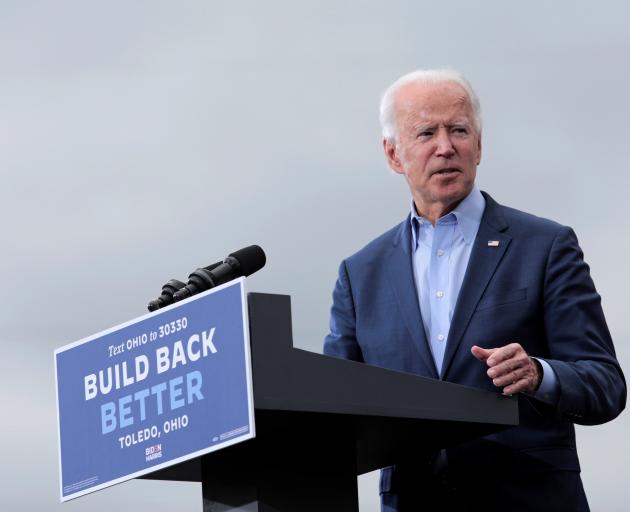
229,245,266,276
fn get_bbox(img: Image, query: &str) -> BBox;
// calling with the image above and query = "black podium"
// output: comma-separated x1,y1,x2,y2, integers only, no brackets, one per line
143,293,518,511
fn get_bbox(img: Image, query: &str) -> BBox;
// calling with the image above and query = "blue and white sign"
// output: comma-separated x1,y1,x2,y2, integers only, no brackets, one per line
54,278,255,501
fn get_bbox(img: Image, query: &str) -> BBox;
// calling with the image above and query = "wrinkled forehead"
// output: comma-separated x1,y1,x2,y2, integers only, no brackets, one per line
395,81,474,125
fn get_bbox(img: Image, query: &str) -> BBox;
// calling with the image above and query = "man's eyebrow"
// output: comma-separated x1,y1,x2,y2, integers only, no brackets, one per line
413,122,437,131
412,120,471,131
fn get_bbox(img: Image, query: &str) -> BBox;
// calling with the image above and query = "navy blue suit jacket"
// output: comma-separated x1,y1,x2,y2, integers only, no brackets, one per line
324,192,625,509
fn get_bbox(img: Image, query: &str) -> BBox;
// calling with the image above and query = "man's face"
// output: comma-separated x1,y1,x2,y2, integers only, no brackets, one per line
384,81,481,218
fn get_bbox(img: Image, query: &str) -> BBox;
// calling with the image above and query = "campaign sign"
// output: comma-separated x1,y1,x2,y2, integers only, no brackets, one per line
54,278,255,501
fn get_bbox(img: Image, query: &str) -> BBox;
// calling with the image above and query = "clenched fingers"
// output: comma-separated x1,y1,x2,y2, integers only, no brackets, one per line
471,343,542,395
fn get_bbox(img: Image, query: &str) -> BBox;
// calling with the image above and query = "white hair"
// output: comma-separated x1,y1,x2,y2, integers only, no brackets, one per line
379,68,482,142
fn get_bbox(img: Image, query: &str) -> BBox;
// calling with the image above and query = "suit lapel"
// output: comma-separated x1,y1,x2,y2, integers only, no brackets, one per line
441,194,511,379
386,221,439,379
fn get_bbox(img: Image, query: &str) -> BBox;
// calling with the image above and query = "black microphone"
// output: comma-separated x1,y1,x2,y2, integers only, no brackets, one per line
147,261,223,312
172,245,266,303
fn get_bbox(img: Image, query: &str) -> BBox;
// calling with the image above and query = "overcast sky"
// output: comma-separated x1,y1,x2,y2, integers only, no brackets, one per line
1,1,628,510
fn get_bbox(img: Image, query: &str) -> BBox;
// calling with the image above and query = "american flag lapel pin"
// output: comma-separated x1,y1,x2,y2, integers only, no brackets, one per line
487,240,500,247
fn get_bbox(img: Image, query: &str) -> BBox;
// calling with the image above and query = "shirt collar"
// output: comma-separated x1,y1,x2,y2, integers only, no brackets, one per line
410,185,485,248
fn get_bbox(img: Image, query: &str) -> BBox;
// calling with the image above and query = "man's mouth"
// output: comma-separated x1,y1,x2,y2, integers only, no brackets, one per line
431,168,461,177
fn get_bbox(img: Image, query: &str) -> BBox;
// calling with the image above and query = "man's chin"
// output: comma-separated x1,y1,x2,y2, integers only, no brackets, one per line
433,184,472,205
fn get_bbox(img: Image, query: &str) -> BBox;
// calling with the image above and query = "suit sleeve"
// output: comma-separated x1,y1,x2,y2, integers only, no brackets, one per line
323,259,364,362
543,226,626,425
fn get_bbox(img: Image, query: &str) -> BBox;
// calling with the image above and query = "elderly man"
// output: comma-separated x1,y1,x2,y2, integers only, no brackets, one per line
324,69,626,511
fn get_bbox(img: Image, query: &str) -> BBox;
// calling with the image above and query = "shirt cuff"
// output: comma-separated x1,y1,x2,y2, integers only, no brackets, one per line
531,357,559,405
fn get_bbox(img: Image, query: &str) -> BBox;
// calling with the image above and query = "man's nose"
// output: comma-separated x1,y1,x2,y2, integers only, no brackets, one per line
435,130,455,157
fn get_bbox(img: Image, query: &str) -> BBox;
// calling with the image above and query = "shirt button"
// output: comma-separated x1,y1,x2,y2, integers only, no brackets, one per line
437,334,445,341
437,249,444,257
436,291,444,298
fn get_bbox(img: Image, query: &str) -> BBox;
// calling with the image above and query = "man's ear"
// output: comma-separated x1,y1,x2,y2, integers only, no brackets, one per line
476,131,482,165
383,138,404,174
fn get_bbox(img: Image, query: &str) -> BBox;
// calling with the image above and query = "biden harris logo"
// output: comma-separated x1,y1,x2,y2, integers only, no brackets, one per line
145,443,162,462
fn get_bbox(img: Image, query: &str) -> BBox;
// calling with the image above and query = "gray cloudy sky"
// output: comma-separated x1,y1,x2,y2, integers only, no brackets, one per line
1,1,629,510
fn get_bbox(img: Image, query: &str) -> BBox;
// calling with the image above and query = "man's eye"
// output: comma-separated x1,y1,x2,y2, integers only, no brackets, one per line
418,131,433,138
452,127,468,135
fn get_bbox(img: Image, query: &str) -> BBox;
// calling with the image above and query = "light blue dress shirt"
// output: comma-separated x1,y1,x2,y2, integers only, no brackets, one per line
410,186,558,404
